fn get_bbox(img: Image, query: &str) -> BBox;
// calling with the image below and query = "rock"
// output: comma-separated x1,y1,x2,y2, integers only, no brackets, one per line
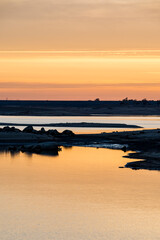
125,161,141,170
47,129,60,136
8,146,17,151
20,142,60,155
122,146,127,152
23,126,34,133
62,130,75,136
21,144,33,152
39,127,46,134
1,126,21,132
32,129,38,134
11,127,21,132
35,142,59,151
20,145,25,153
3,126,11,132
31,144,42,153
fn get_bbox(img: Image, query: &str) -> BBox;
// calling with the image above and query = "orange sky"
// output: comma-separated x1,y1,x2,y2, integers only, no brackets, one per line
1,0,160,51
0,1,160,100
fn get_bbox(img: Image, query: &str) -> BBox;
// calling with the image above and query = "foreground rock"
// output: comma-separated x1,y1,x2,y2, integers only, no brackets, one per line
124,152,160,170
21,142,61,155
6,143,60,156
23,125,34,133
0,126,72,156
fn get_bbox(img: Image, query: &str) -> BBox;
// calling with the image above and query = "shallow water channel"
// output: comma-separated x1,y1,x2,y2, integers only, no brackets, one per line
0,146,159,240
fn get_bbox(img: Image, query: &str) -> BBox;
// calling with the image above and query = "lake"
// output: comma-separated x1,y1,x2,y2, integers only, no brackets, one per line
0,115,160,133
0,116,160,239
0,146,159,240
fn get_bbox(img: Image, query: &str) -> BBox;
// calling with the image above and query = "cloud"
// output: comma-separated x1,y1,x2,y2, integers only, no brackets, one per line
1,82,160,89
1,0,160,20
0,0,160,50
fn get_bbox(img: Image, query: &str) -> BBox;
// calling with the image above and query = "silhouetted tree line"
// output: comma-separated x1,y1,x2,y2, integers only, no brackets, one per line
120,97,160,106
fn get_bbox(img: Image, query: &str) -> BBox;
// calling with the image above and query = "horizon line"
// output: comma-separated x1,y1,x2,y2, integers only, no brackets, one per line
0,99,159,101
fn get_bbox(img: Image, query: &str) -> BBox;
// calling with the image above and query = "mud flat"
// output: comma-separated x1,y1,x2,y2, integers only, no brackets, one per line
0,126,160,170
0,122,141,128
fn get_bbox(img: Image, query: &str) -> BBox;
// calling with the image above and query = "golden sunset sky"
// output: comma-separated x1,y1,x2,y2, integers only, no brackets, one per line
0,0,160,100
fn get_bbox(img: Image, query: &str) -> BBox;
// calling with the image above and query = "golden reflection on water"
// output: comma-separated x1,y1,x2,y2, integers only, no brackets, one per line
0,147,160,240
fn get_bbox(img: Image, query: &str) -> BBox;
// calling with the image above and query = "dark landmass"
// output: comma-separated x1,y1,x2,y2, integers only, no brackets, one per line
0,122,141,128
0,100,160,116
0,125,160,170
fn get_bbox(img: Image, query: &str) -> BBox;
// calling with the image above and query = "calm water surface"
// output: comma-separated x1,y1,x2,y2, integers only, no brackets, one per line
0,147,159,240
1,116,160,133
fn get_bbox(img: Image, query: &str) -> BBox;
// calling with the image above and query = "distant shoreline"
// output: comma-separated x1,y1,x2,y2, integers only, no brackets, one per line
0,100,160,116
1,114,160,117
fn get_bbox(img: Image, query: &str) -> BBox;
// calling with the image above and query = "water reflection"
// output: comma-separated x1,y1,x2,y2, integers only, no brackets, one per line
63,146,73,150
0,147,159,240
0,149,60,159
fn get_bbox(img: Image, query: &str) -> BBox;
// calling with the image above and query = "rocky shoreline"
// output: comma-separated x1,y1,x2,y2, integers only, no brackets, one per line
0,125,160,171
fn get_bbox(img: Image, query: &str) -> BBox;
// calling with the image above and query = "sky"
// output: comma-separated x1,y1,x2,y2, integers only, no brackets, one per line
0,0,160,100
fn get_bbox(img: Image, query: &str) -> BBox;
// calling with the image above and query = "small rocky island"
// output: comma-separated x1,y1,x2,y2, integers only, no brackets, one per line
0,125,160,171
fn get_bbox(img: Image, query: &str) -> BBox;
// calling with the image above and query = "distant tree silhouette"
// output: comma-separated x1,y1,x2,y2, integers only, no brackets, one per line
157,100,160,106
142,98,148,105
123,97,128,101
121,97,129,105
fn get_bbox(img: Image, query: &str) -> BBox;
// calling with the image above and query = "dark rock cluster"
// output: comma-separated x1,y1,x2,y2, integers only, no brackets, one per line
0,125,75,137
22,125,75,137
7,143,61,156
0,126,21,133
0,126,75,156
